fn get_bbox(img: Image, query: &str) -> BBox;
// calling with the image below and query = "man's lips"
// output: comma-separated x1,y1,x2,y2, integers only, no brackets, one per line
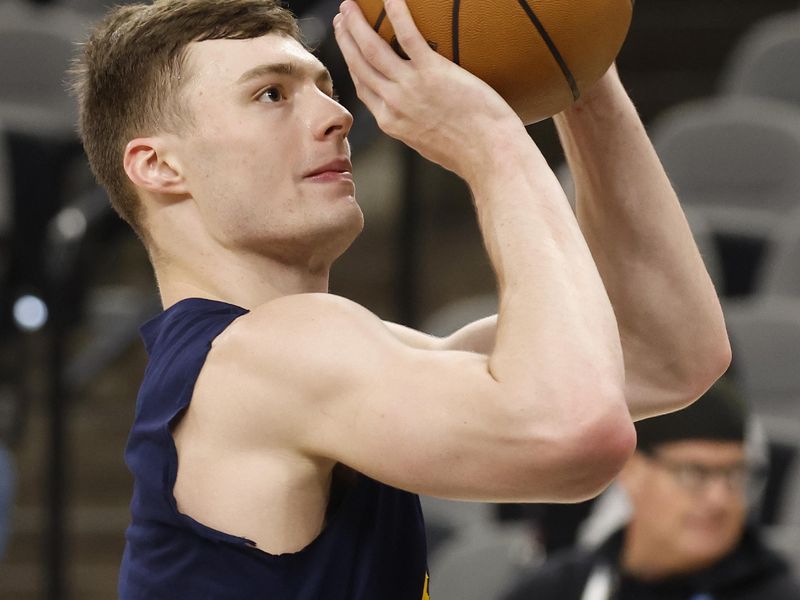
304,158,353,179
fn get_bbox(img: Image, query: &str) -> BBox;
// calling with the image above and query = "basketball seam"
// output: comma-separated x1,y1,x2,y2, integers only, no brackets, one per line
452,0,462,65
374,8,386,32
515,0,581,101
372,2,591,103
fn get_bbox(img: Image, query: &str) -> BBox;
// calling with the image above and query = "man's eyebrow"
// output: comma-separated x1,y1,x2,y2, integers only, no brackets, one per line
236,62,333,87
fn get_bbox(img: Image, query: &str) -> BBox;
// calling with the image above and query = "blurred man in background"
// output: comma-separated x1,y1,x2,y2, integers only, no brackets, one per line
504,380,800,600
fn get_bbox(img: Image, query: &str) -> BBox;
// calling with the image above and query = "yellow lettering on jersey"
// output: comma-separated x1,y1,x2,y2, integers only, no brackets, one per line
421,573,430,599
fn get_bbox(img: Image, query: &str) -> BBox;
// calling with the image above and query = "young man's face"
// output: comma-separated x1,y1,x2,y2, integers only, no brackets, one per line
622,440,749,574
170,33,363,265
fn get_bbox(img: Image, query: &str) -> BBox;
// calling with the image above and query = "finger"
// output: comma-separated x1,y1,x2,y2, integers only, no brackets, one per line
334,19,393,118
334,11,392,92
350,74,386,120
343,64,395,131
339,0,408,77
382,0,431,63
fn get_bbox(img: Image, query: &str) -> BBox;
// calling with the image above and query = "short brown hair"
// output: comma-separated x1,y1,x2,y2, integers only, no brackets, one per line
70,0,303,241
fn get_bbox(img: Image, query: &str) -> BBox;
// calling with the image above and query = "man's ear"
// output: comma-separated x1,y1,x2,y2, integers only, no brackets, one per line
123,137,188,196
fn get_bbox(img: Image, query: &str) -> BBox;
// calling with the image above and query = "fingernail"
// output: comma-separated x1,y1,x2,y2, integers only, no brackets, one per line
340,1,351,14
333,12,342,27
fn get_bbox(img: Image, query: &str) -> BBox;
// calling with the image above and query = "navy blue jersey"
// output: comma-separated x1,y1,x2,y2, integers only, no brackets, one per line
119,298,430,599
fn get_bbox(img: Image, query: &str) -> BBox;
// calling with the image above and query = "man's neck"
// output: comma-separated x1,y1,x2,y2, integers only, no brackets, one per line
154,251,331,311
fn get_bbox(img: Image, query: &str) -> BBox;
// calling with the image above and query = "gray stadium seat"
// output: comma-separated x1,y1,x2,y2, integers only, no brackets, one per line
429,522,542,600
650,97,800,239
683,207,725,293
759,206,800,298
724,299,800,427
0,0,87,136
720,10,800,108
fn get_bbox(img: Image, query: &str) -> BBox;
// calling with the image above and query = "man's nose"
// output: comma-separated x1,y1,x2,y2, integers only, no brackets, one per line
700,475,741,505
312,93,353,141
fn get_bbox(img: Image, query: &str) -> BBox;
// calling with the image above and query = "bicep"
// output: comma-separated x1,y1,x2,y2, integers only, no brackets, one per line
228,295,588,502
304,314,539,500
441,314,497,354
383,314,498,354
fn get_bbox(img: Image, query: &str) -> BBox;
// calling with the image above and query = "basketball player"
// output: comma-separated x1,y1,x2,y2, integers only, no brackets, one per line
70,0,730,597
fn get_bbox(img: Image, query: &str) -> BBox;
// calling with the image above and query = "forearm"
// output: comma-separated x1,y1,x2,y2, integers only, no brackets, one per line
468,129,626,409
553,71,730,418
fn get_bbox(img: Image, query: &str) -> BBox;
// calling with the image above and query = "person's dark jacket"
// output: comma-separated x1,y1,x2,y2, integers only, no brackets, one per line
503,526,800,600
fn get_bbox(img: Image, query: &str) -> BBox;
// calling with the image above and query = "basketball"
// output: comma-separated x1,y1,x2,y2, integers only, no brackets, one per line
354,0,634,124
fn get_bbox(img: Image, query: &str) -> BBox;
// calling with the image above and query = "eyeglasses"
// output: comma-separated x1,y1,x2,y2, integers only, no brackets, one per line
641,452,767,494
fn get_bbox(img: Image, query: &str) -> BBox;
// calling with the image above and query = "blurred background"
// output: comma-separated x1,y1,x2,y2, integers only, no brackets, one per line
0,0,798,598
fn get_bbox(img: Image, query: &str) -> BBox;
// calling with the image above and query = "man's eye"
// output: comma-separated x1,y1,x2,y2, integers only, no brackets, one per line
258,87,284,103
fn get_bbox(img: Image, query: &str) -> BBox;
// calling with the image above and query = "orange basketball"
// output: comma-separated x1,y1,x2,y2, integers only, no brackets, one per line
355,0,633,124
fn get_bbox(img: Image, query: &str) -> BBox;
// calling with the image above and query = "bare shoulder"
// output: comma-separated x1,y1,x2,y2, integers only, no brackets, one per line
216,293,441,360
216,292,400,370
189,293,402,446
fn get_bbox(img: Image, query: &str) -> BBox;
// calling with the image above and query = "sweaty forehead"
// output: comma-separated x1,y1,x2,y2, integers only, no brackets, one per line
185,33,323,86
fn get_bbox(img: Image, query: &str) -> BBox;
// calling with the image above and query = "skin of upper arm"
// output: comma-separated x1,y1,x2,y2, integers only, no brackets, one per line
206,293,631,503
383,315,498,354
387,314,713,423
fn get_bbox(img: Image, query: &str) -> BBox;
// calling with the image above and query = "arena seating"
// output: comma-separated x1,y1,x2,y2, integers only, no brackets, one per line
428,521,540,600
758,205,800,299
720,10,800,107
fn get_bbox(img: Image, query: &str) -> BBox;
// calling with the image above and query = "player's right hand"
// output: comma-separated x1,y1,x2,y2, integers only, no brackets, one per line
333,0,526,181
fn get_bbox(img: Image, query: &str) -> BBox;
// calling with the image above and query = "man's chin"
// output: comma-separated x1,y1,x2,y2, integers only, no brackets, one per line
312,215,365,265
681,532,739,566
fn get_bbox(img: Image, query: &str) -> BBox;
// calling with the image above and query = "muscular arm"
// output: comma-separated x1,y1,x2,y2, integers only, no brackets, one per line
394,70,731,418
208,0,636,505
553,68,731,420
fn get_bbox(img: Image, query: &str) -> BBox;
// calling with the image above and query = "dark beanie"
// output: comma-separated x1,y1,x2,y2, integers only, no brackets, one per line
635,378,747,453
